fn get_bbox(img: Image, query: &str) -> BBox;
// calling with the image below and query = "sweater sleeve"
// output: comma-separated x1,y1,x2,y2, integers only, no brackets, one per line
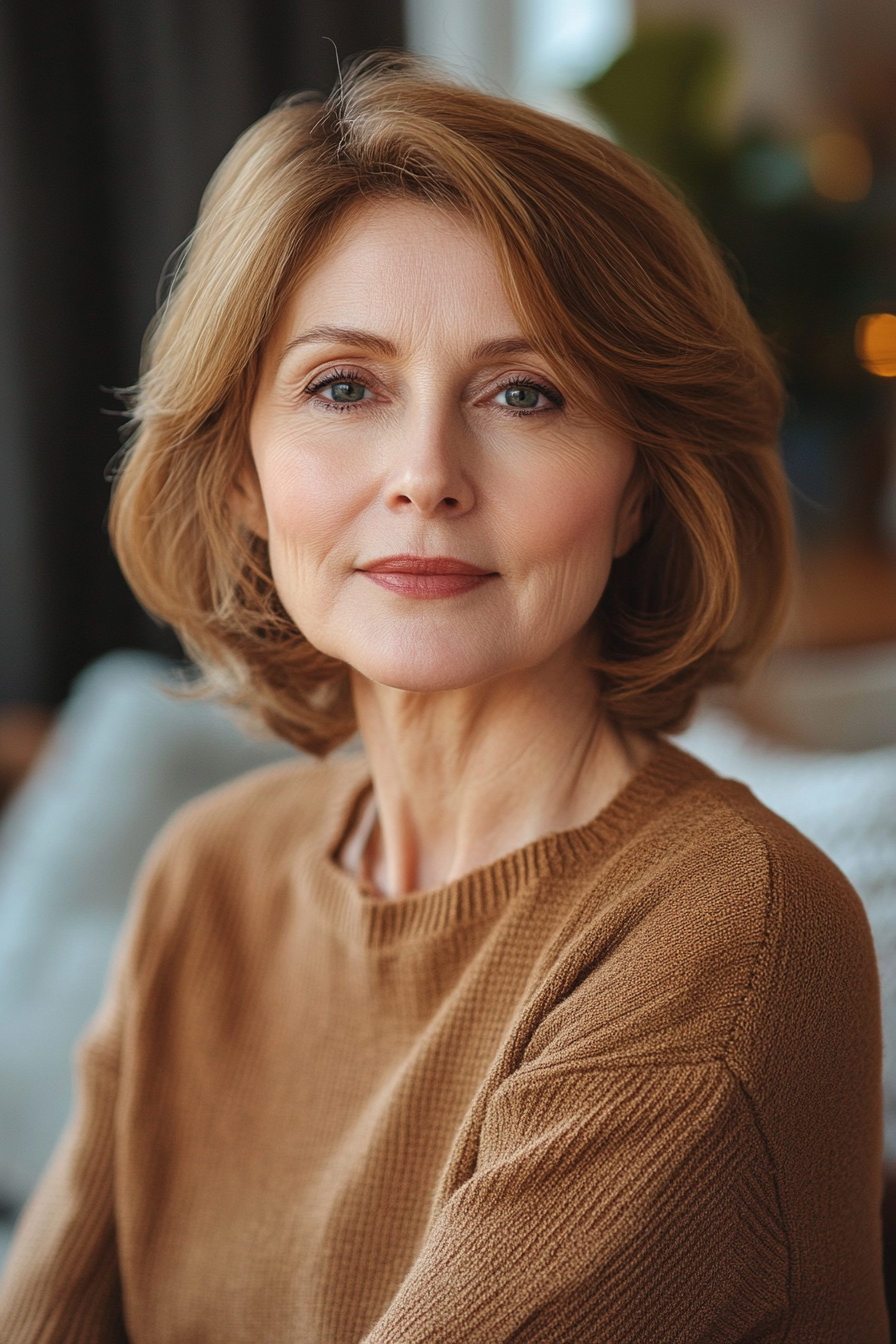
0,964,128,1342
363,1058,791,1344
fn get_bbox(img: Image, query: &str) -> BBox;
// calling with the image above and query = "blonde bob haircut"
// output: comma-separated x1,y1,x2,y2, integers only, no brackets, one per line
110,54,793,756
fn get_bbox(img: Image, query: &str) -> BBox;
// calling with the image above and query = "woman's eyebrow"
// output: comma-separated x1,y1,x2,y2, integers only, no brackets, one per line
278,328,538,366
280,326,398,359
472,337,537,360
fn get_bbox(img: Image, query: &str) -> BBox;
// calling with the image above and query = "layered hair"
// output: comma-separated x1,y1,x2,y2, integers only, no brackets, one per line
110,54,792,754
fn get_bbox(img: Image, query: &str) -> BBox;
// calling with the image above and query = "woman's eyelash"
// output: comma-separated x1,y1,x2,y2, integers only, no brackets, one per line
494,377,565,410
303,367,370,397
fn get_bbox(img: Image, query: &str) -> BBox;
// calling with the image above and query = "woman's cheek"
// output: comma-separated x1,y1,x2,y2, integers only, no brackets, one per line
507,474,621,571
261,437,370,553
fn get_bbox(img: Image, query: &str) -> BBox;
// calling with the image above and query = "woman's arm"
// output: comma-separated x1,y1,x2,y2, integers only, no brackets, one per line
0,966,128,1341
364,1058,790,1344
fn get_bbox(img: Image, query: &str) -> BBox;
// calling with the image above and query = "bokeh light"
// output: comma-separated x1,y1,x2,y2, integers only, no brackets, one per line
855,313,896,377
807,130,873,203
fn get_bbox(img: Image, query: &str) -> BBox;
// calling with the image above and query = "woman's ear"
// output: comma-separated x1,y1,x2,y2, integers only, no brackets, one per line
612,465,646,559
229,460,269,540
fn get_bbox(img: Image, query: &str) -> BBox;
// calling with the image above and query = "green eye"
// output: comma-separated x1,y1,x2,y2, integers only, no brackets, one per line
502,385,540,409
322,381,365,400
328,381,367,403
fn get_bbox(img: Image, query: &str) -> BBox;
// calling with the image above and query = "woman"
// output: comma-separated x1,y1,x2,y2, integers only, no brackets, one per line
0,56,887,1342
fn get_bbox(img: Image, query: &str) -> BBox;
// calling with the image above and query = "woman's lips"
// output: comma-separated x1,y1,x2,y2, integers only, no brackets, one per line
359,555,497,599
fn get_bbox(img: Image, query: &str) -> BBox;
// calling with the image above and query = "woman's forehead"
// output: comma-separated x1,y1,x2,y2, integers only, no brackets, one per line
294,197,496,293
272,199,526,358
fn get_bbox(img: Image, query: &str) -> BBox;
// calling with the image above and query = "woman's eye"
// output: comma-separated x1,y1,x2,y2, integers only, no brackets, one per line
321,380,368,404
494,384,555,412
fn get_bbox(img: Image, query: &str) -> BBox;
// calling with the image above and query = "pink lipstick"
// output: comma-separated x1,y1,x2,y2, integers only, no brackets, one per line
359,555,496,599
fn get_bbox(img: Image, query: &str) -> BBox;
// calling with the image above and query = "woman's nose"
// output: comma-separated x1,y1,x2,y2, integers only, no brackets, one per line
382,408,475,517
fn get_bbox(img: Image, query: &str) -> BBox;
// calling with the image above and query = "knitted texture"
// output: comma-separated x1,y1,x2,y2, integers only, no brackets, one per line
0,740,887,1342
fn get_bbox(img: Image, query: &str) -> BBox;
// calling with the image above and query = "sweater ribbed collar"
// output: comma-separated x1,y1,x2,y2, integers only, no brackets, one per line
299,738,712,949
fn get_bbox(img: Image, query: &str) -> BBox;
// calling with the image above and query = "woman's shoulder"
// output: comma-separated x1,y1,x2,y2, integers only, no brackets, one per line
126,751,368,925
664,740,871,928
605,739,879,1071
642,740,875,966
161,748,366,840
528,742,880,1144
643,738,866,906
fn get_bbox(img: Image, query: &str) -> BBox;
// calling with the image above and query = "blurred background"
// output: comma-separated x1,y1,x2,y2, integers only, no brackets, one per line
1,0,896,1317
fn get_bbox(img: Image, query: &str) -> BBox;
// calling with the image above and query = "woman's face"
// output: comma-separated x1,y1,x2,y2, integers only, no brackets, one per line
245,199,641,693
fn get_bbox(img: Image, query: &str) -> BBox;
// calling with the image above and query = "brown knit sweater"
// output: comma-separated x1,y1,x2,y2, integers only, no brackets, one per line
0,740,887,1342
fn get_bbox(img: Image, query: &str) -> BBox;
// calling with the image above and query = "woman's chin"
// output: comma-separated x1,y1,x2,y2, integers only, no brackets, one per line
352,661,494,695
341,641,509,696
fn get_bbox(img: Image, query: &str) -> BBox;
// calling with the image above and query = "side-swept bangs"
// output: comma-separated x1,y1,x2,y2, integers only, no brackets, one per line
110,55,792,753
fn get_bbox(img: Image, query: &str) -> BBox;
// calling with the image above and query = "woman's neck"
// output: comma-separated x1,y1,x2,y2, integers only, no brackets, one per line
349,646,652,897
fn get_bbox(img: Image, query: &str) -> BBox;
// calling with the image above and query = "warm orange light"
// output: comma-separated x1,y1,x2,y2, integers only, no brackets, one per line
807,131,873,202
855,313,896,377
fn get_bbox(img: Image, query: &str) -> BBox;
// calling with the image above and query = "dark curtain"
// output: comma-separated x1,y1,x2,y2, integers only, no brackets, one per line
0,0,404,706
